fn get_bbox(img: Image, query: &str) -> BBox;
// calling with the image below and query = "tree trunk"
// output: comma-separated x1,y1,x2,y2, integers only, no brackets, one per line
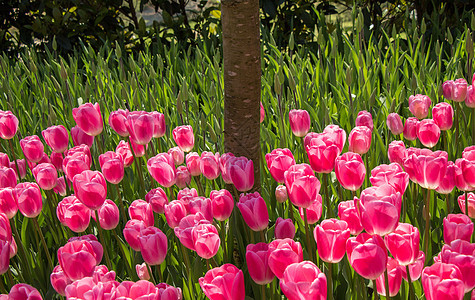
222,0,261,191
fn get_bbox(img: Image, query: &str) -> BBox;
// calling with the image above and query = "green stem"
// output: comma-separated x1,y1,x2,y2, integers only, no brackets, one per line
259,229,265,242
327,262,333,300
115,183,127,225
128,138,146,197
300,137,308,164
303,208,314,262
446,193,451,215
195,176,205,196
32,217,54,271
61,153,71,196
220,220,227,262
94,210,112,269
372,280,379,300
261,283,266,300
406,265,414,300
10,218,31,279
360,275,368,300
168,187,175,201
112,230,135,280
146,263,156,284
465,191,469,219
323,173,331,218
424,189,431,260
384,268,391,300
156,264,163,282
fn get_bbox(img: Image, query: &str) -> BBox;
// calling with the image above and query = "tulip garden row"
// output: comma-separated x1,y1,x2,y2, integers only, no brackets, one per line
1,18,475,299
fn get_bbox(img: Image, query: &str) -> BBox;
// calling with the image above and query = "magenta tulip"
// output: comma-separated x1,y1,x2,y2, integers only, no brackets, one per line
71,126,94,147
147,153,176,188
403,150,448,189
131,139,147,158
289,109,311,137
246,243,274,285
401,251,425,281
95,199,119,230
115,140,134,167
176,166,191,188
200,151,220,180
314,218,350,263
284,163,320,208
375,257,402,297
440,240,475,292
443,214,474,244
436,161,456,194
422,262,464,300
265,148,296,183
0,167,16,189
387,141,407,167
129,199,154,227
11,159,26,180
108,109,129,137
335,152,366,191
62,152,90,182
466,85,475,108
164,200,188,229
0,111,18,140
298,194,323,225
280,261,327,300
145,187,168,214
0,213,11,244
227,156,254,192
199,264,245,300
237,192,268,231
306,134,340,173
32,163,58,190
403,117,419,141
386,113,404,135
0,188,17,219
187,197,213,223
15,182,42,218
139,226,168,265
370,163,409,194
268,238,303,279
275,185,288,203
57,239,102,280
385,223,419,265
135,263,150,280
408,94,431,119
51,265,72,296
346,233,388,280
123,219,147,251
174,212,208,251
20,135,44,163
323,124,347,151
260,102,265,123
275,217,296,239
458,193,475,218
192,223,220,259
185,152,201,176
0,154,9,168
355,110,374,131
126,111,155,145
417,119,440,148
219,152,235,183
168,146,185,166
210,189,234,221
42,125,69,153
338,200,363,235
151,111,166,138
443,78,468,102
56,196,91,233
348,126,372,154
9,284,42,300
72,102,103,136
172,125,194,152
73,170,107,210
98,151,124,185
432,102,454,131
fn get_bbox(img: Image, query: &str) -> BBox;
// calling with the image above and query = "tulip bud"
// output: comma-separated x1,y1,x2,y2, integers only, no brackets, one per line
42,125,69,153
386,113,404,135
172,125,194,152
432,102,454,131
275,217,295,239
275,185,288,203
237,192,269,232
403,117,419,141
289,109,311,137
355,110,374,131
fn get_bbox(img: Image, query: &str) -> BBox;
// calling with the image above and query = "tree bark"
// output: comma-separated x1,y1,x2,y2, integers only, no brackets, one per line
222,0,261,191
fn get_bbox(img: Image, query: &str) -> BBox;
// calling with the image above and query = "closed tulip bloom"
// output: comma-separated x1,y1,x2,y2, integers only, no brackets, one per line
306,134,340,173
135,263,150,280
62,152,90,182
50,152,63,171
466,85,475,108
0,111,18,140
275,185,288,203
68,235,104,266
401,251,425,282
417,119,440,148
349,126,372,154
403,150,448,190
72,102,103,136
199,264,245,300
123,219,147,251
375,258,402,297
56,196,91,233
260,102,265,123
200,151,221,180
314,218,350,263
355,110,374,131
115,140,134,167
15,182,42,218
335,152,366,191
265,148,296,183
443,78,468,102
187,197,213,223
51,265,72,296
280,261,327,300
42,125,69,153
32,163,58,190
57,240,102,280
422,262,464,300
0,154,9,168
268,238,303,279
71,126,94,148
403,117,419,141
210,189,234,221
95,199,119,230
11,159,26,180
299,194,323,225
145,187,168,214
151,111,166,138
168,147,185,166
385,223,419,265
126,111,155,145
386,113,404,135
461,146,475,188
356,184,402,236
73,170,107,210
147,153,176,188
409,94,431,119
66,144,92,165
0,213,11,245
174,212,208,251
289,109,311,137
172,125,194,152
131,140,148,158
192,223,220,259
370,163,409,194
346,233,388,280
432,102,454,131
246,243,274,285
227,156,254,192
108,109,129,137
185,152,201,176
338,200,363,235
129,200,154,227
237,192,268,231
9,284,42,300
443,214,473,244
164,200,188,229
387,141,407,167
139,226,168,265
176,166,191,188
98,151,124,185
20,135,44,163
0,167,16,188
440,240,475,292
436,161,456,194
323,124,347,151
0,188,17,219
0,242,10,273
457,193,475,218
284,163,320,208
275,217,296,239
219,152,235,183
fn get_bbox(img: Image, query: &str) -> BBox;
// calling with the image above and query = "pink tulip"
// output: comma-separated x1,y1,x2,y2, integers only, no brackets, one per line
64,144,92,166
73,170,107,210
71,126,94,147
168,147,185,166
15,182,42,218
151,111,166,138
50,152,63,171
436,161,456,194
200,151,220,180
275,217,295,239
210,189,234,221
95,199,119,230
417,119,440,148
246,243,274,285
0,111,18,140
20,135,44,163
346,233,388,280
443,79,468,102
348,126,372,154
338,200,363,235
174,212,208,251
403,117,419,141
0,213,11,244
443,214,474,244
0,154,9,168
386,113,404,135
9,284,42,300
185,152,201,176
280,261,327,300
123,219,147,251
172,125,194,152
466,85,475,108
289,109,311,137
219,152,235,184
68,235,103,266
108,109,129,137
115,140,134,167
422,262,464,300
98,151,124,185
323,124,347,151
57,240,102,280
135,263,150,280
401,251,425,281
147,153,176,188
355,110,374,131
284,163,320,208
227,156,254,192
403,150,448,189
164,200,188,229
385,223,419,265
187,197,213,223
11,159,26,180
268,238,303,279
375,257,402,297
457,193,475,218
275,185,288,203
237,192,268,231
72,102,103,136
192,223,220,259
56,196,91,233
306,134,340,173
432,102,454,131
0,240,9,275
314,218,350,263
126,111,155,145
145,187,168,214
51,265,72,296
265,148,296,183
461,146,475,188
408,94,431,119
260,102,265,123
32,163,58,190
41,125,69,153
129,200,154,227
139,226,168,265
335,152,365,191
0,188,17,219
370,163,409,194
0,167,16,188
199,264,245,300
176,166,191,188
62,152,90,182
298,194,323,225
440,240,475,292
